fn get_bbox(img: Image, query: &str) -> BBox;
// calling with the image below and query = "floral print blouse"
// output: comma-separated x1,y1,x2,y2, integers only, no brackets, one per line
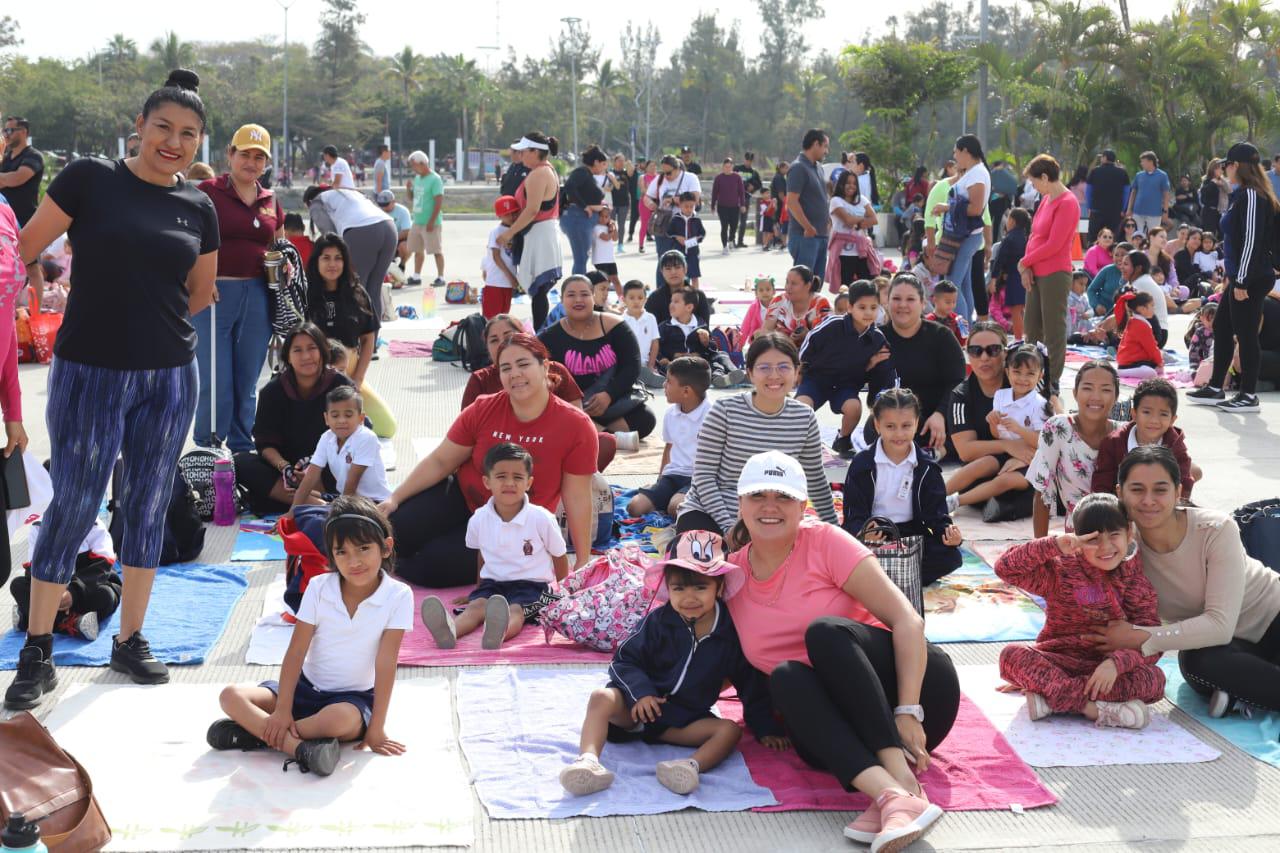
1025,414,1119,529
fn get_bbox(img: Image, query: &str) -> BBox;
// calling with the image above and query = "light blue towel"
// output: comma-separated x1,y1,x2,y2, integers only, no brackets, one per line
1,563,249,668
231,516,286,562
1160,657,1280,768
456,666,778,819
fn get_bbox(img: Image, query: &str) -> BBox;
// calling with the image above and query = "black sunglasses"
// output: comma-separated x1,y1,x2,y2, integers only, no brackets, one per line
966,343,1004,359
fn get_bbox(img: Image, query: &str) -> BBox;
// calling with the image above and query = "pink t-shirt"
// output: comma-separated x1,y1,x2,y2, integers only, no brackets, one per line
727,520,883,674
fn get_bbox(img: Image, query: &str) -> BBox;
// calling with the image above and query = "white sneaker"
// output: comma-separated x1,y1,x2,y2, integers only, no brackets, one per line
945,493,960,514
420,596,457,649
1025,692,1052,721
481,595,510,650
1095,699,1150,729
1208,689,1235,718
655,758,700,795
615,430,640,452
560,754,615,796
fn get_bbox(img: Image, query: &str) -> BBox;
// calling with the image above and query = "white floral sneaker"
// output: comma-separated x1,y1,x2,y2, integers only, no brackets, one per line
1095,699,1150,729
559,754,614,796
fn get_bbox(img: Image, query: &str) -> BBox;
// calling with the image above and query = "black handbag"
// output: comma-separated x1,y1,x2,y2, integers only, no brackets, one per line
1233,499,1280,573
857,516,924,614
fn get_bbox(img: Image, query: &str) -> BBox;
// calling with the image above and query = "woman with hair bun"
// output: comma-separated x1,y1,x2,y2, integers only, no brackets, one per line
8,70,219,709
498,131,564,330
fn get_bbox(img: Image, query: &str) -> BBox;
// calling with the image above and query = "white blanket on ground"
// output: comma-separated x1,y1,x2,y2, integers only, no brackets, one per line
245,576,293,665
44,681,473,850
958,664,1221,768
456,666,778,818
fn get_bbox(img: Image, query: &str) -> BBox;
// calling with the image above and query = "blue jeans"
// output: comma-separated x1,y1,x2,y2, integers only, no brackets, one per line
560,205,595,275
948,230,986,322
788,232,830,284
193,277,273,452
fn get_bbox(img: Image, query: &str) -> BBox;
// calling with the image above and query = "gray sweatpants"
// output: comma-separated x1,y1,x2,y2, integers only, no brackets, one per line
344,219,398,329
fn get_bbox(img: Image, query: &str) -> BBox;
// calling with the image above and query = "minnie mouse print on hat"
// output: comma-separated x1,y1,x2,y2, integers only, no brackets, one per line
644,530,746,601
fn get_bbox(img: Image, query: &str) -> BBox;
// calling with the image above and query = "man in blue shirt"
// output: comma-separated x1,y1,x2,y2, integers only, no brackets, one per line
785,128,831,283
1126,151,1170,235
1269,154,1280,200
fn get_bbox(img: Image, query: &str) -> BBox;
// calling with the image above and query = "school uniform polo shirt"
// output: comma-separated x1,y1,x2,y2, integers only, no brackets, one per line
662,397,711,477
311,425,391,501
295,571,414,692
465,496,567,584
870,439,917,524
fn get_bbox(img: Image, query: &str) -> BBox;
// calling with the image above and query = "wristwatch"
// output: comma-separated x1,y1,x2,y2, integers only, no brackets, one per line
894,704,925,723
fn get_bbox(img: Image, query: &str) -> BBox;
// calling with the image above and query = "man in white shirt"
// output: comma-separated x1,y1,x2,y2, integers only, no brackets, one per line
323,145,354,188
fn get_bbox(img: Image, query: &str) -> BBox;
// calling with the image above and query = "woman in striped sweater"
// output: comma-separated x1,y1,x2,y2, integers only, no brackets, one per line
676,333,838,543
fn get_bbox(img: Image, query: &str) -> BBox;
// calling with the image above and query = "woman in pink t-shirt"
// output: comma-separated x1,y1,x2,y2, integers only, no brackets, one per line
725,450,960,850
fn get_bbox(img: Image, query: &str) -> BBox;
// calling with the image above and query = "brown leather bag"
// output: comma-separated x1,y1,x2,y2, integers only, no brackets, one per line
0,712,111,852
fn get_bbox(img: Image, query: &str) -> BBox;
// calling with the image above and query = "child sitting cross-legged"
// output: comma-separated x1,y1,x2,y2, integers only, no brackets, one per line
208,497,414,775
656,288,746,388
420,442,569,650
995,493,1165,729
559,530,785,797
1114,290,1164,380
286,386,392,516
626,357,711,518
1090,377,1201,500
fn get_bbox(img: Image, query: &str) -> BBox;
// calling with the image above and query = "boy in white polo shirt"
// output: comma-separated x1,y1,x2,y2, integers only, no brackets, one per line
626,357,712,517
421,443,568,650
287,387,392,517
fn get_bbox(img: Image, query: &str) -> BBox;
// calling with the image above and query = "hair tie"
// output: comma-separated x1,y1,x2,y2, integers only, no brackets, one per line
325,513,387,534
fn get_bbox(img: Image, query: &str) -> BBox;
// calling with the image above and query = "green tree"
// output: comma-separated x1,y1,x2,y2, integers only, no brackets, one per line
383,47,426,110
755,0,825,129
590,59,628,148
149,31,195,73
0,16,20,52
431,54,484,153
314,0,366,91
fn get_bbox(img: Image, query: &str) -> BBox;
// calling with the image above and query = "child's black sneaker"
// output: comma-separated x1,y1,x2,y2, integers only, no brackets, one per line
207,718,268,751
1217,393,1260,413
110,631,170,684
832,433,855,458
1186,386,1225,405
288,737,341,776
4,646,57,710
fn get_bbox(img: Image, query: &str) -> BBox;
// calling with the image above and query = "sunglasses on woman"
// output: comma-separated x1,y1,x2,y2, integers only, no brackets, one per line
1099,233,1113,241
966,343,1004,359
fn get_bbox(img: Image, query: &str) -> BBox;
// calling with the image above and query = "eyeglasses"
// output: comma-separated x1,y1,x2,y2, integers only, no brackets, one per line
751,363,796,377
966,343,1004,359
0,129,14,136
662,170,675,178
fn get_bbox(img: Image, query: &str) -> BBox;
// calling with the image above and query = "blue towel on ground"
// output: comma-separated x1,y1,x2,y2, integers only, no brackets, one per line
1159,658,1280,768
231,515,285,561
0,563,249,668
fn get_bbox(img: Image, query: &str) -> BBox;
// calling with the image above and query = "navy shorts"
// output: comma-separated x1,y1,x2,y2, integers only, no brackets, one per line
638,474,692,512
261,673,374,737
685,248,702,279
795,378,862,413
468,578,550,607
605,710,715,744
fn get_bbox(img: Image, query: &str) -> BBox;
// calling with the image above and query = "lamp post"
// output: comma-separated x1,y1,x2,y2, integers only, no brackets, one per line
278,0,296,183
561,17,581,158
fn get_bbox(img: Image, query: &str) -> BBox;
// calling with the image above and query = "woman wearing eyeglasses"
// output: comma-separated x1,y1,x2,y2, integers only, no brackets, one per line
675,333,837,543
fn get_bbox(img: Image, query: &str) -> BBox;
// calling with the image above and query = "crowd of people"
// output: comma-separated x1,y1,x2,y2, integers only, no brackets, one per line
4,66,1280,851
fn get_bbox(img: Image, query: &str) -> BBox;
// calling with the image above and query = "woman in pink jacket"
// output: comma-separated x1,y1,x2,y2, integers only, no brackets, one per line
0,201,29,587
1018,154,1080,393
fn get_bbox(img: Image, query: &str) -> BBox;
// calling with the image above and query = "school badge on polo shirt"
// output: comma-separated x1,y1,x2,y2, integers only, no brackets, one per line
345,451,353,464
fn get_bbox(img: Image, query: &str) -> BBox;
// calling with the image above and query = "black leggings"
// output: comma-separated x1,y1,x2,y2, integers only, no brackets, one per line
970,248,989,317
628,202,641,239
717,204,740,247
597,403,657,439
1209,273,1273,395
388,477,478,587
768,618,960,789
1178,611,1280,712
532,290,551,332
839,254,872,286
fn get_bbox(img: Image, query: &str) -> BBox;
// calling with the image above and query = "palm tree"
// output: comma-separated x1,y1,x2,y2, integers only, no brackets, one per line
106,33,137,64
433,54,484,154
591,59,628,146
149,31,193,71
783,68,834,128
383,47,426,110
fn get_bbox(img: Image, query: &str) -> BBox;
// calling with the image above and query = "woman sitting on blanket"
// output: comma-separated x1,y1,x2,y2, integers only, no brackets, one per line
209,497,413,776
234,323,355,516
1024,360,1121,537
460,314,616,472
1095,446,1280,718
380,334,599,587
996,493,1165,730
726,450,960,850
674,333,838,541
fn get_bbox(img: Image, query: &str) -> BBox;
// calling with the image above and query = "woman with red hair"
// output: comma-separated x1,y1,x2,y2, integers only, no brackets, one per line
380,333,600,586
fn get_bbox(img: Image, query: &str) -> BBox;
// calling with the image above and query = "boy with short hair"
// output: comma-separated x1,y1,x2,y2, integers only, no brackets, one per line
421,443,569,650
283,212,313,268
797,280,898,456
656,290,745,388
627,357,712,517
482,196,521,318
668,192,706,288
926,280,966,345
1090,378,1200,499
622,280,662,384
287,387,392,514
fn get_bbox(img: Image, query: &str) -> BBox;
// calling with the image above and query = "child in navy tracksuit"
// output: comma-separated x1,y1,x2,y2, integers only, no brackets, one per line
797,280,897,457
842,388,964,586
656,288,743,386
560,530,783,797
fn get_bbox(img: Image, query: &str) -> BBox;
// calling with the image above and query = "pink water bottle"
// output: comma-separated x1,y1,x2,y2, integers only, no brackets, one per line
212,458,236,526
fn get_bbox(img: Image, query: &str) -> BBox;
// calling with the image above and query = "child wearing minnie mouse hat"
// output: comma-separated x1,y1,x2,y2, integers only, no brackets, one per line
559,529,785,798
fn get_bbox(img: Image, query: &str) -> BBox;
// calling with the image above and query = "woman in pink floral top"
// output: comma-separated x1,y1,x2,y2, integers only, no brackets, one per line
1025,360,1120,537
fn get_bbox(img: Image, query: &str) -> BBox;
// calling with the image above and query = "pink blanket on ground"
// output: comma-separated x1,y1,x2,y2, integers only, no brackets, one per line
717,694,1057,812
388,340,437,358
398,585,614,667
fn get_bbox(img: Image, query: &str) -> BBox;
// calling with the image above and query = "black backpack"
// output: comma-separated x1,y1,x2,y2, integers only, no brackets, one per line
455,312,491,372
108,463,206,566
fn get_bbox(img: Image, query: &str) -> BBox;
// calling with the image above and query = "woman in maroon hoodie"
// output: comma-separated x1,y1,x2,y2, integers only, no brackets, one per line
711,159,747,252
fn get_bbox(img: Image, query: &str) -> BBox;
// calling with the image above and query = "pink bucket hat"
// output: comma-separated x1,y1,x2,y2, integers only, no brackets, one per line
645,530,745,601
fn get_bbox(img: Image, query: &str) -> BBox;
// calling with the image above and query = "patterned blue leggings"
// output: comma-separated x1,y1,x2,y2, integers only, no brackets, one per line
31,358,197,583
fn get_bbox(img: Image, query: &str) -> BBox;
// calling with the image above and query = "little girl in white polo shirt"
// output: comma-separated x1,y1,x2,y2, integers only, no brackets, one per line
206,497,414,777
421,442,569,651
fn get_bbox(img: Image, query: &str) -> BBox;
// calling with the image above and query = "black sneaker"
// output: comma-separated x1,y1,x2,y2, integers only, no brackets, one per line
1186,386,1226,406
4,646,57,710
832,433,855,458
287,737,341,776
1217,393,1260,413
207,718,268,751
110,632,170,685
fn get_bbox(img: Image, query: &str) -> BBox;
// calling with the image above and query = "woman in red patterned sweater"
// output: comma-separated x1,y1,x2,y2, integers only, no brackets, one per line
994,493,1165,729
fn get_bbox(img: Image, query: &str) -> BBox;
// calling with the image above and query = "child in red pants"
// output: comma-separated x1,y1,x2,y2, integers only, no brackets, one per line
995,493,1165,729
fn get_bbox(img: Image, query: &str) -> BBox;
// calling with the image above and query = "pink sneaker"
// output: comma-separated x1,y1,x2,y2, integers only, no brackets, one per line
870,788,943,853
842,799,881,843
